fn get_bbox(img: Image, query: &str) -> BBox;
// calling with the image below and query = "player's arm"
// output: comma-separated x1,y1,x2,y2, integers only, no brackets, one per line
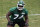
24,10,29,27
24,15,29,27
24,15,29,24
6,11,12,22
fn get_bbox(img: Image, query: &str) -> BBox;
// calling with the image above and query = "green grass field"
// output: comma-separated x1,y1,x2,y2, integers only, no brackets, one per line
0,0,40,27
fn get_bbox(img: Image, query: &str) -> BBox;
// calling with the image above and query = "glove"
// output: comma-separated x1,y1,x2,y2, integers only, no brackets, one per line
25,23,29,26
8,21,13,24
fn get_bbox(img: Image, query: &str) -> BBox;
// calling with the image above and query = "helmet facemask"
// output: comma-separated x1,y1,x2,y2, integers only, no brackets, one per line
17,4,24,10
17,1,25,11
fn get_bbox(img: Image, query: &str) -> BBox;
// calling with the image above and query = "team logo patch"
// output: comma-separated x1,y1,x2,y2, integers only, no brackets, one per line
21,13,25,14
14,14,19,16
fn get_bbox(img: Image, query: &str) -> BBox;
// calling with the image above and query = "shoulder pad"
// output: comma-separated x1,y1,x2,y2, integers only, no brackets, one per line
10,7,16,11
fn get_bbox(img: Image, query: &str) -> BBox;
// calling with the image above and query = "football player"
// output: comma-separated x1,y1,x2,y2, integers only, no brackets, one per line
6,0,29,27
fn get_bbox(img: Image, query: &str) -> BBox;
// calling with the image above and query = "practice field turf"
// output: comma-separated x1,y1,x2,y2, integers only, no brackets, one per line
0,0,40,27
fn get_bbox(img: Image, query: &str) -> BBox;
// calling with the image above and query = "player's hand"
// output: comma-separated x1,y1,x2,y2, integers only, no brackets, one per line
24,23,29,27
24,25,29,27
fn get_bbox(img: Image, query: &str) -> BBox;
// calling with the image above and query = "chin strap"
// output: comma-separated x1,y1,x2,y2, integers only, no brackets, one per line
17,8,24,11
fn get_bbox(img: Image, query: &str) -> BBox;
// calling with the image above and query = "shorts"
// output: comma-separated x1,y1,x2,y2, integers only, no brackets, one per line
7,19,25,27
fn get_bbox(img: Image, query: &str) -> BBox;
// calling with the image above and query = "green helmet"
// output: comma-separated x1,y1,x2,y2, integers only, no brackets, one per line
17,1,25,6
17,0,25,10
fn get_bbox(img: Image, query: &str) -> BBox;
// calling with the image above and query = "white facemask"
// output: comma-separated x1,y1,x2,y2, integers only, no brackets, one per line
17,7,24,10
17,5,24,10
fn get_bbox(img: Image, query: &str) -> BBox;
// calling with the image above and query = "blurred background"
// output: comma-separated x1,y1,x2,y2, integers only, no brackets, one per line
0,0,40,27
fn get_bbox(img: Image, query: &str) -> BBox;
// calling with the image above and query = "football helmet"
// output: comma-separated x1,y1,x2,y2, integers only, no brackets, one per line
17,0,25,10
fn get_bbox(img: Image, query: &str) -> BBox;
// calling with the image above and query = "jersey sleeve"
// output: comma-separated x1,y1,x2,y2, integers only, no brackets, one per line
24,9,28,16
9,7,16,13
9,8,14,13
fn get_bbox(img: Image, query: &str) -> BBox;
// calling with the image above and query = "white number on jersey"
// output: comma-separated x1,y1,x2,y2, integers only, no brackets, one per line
14,14,24,19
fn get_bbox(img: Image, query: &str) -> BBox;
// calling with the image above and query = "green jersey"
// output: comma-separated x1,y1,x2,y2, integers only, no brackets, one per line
9,7,28,21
